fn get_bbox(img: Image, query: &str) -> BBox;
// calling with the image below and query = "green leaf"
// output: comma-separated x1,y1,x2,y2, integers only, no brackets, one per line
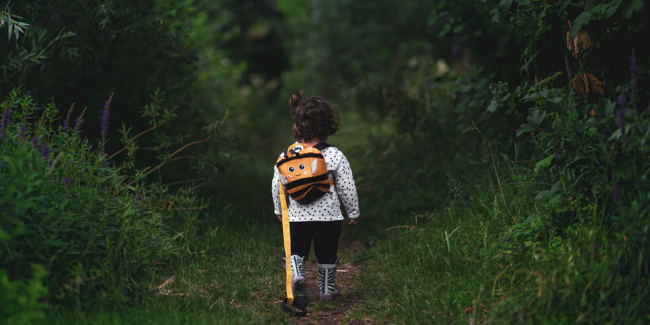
492,12,500,22
595,98,616,117
535,190,550,200
527,110,546,127
487,100,498,113
535,154,555,173
499,0,514,10
516,124,534,137
571,12,591,38
622,0,644,19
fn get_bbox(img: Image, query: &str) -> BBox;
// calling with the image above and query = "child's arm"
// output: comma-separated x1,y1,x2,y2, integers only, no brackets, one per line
333,151,360,224
272,165,282,220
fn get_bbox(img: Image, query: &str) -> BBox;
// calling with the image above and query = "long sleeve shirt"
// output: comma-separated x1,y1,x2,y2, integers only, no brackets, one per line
272,146,360,222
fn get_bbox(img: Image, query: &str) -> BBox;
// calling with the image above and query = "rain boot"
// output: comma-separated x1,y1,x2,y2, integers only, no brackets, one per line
317,256,340,300
283,255,309,306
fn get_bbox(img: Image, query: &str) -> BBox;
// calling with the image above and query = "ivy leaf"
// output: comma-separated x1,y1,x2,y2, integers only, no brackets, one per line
622,0,644,19
571,12,591,38
535,154,556,173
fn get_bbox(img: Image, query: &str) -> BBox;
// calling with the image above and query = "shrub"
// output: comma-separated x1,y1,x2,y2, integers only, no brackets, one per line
0,88,227,320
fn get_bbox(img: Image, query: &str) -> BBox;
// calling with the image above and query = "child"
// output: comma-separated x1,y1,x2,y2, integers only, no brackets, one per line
272,92,360,306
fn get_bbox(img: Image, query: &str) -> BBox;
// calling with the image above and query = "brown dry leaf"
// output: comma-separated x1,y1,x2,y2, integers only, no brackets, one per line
584,72,603,96
573,72,603,97
463,307,475,316
461,240,468,245
580,73,591,94
589,109,596,117
566,31,576,57
574,29,591,53
573,75,587,97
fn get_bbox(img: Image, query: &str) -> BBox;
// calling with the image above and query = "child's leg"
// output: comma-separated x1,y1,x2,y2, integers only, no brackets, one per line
289,222,313,257
314,221,342,300
287,222,314,306
313,221,342,263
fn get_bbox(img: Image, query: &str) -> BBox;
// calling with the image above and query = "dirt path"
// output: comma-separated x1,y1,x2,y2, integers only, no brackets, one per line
288,241,374,325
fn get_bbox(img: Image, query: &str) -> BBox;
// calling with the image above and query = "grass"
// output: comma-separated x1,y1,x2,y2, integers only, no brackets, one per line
42,86,648,325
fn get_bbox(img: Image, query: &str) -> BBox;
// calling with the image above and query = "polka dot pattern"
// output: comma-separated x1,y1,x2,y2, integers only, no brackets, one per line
272,146,360,222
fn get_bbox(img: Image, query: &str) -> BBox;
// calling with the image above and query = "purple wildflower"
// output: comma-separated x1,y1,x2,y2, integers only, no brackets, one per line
101,99,111,152
1,109,10,130
19,125,26,138
63,176,72,190
591,242,601,256
40,144,50,160
74,115,83,132
629,56,639,72
62,119,69,131
565,66,572,78
617,108,626,132
612,186,621,203
134,195,140,205
31,136,40,149
1,109,10,138
617,94,628,108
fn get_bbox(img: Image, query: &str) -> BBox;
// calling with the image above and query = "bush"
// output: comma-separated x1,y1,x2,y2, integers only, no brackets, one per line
0,88,227,322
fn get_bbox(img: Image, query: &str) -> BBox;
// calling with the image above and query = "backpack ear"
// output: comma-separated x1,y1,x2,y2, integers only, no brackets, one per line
311,159,318,173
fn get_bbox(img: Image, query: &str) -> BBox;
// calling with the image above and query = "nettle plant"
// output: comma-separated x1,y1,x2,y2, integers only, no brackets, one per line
0,88,226,303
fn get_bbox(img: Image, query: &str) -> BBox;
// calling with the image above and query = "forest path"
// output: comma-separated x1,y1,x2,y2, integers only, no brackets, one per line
288,241,374,325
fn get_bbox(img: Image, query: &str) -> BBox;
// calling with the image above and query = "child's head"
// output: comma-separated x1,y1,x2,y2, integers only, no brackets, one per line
289,91,340,142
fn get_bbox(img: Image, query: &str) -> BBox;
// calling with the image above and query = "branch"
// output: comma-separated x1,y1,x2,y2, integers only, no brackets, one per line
187,177,214,193
107,120,166,160
120,136,211,190
160,178,209,188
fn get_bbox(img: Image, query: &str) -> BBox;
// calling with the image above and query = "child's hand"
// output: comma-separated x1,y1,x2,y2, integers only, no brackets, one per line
348,218,358,227
277,215,282,221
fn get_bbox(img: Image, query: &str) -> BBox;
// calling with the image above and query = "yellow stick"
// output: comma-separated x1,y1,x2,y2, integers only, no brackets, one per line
279,180,294,305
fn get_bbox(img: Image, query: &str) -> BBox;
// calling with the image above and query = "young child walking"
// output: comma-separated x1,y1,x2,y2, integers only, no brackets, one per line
272,92,360,307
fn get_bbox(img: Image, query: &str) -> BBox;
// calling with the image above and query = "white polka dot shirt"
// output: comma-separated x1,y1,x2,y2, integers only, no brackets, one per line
272,146,360,222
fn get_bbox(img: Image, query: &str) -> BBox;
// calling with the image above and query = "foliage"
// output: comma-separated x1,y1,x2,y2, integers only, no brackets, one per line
294,0,650,323
0,265,48,325
0,0,238,184
0,85,230,323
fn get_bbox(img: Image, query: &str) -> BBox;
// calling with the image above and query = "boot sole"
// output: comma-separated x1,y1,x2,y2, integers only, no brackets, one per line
320,291,339,300
292,279,309,306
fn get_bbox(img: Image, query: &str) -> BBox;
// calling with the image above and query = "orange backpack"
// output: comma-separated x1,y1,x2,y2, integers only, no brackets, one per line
276,143,333,204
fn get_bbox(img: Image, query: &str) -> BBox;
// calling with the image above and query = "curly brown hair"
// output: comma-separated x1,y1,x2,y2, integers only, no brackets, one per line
289,91,340,142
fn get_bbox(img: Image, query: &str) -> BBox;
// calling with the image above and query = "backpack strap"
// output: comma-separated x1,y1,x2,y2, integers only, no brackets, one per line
312,142,332,151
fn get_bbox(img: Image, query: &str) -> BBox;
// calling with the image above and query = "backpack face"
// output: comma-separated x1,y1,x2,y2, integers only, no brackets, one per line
276,143,331,204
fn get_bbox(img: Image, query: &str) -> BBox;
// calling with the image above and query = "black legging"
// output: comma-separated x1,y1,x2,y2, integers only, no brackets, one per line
290,221,341,264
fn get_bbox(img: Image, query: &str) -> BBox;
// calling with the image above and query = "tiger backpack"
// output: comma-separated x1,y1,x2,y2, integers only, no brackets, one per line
276,142,334,204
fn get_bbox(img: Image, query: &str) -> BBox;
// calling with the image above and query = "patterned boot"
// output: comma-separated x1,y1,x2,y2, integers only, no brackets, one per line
318,257,340,300
283,255,309,306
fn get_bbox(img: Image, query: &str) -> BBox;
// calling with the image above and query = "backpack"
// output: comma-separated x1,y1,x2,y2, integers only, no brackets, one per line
276,142,333,204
